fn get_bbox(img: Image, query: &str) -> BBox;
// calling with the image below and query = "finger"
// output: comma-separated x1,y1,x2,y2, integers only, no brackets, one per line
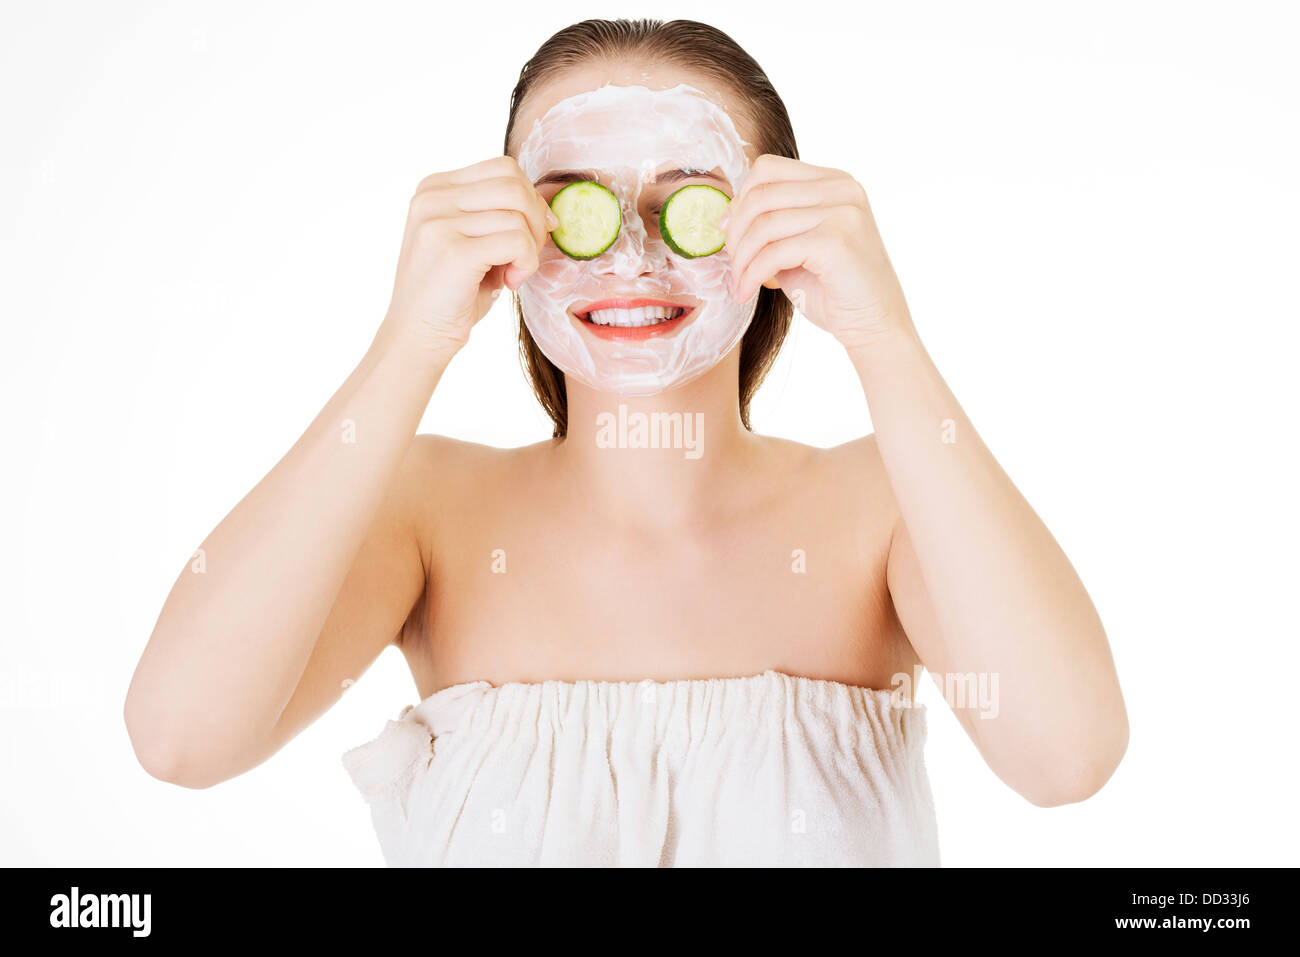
733,154,825,207
454,208,533,239
457,229,538,286
415,156,516,194
501,155,561,241
498,155,559,243
415,174,552,251
452,175,551,256
725,179,825,253
442,154,520,185
728,206,827,285
730,230,823,303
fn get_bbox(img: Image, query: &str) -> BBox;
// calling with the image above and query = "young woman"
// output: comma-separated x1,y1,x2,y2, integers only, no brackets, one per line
125,19,1128,867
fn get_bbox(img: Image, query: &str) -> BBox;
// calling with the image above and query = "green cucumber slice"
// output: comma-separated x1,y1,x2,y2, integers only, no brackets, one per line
659,184,730,258
549,181,622,259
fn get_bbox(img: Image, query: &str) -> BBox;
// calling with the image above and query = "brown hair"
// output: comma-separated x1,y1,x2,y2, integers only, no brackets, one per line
503,18,799,438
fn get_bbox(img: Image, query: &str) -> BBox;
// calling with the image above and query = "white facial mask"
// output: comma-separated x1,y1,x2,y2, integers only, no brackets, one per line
515,83,758,396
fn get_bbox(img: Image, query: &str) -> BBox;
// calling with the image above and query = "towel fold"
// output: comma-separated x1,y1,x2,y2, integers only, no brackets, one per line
341,669,939,867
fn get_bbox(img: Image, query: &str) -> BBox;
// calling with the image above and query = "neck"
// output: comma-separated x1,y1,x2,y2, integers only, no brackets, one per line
555,354,753,530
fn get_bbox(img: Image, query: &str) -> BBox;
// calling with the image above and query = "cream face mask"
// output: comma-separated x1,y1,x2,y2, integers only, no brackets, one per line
515,82,758,396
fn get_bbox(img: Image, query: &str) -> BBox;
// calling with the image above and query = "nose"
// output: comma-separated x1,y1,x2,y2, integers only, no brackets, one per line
592,196,666,280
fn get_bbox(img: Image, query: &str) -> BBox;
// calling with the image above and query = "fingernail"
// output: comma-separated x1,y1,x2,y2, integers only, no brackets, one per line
546,210,559,228
719,211,730,228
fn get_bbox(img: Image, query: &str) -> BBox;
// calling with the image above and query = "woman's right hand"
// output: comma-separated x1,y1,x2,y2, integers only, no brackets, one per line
381,155,557,353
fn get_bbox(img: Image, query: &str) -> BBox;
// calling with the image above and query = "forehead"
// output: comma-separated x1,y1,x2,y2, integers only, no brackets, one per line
513,64,754,185
515,61,747,133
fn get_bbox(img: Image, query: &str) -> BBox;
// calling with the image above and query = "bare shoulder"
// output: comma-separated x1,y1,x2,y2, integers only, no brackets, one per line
406,432,518,473
826,433,898,515
404,432,551,475
400,432,551,524
753,431,898,518
822,431,886,476
751,430,880,467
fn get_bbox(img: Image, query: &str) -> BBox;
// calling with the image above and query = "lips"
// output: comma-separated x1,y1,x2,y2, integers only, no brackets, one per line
569,297,695,342
572,297,691,319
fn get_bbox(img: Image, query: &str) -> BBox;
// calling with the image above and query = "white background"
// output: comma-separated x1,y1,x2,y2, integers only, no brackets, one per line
2,0,1297,866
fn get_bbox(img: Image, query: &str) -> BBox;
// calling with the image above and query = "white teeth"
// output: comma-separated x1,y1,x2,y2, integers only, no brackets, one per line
584,306,685,326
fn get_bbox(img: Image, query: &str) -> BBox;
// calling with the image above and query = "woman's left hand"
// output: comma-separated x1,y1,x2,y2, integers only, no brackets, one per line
724,154,916,351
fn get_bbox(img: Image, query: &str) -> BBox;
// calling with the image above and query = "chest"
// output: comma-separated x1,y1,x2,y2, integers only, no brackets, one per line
409,487,908,693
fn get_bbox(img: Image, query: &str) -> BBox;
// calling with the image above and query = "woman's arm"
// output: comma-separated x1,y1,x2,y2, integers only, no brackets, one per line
724,154,1127,806
125,156,553,788
125,324,455,788
859,329,1128,807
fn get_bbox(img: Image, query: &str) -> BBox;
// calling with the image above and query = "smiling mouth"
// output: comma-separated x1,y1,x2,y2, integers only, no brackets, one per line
570,298,695,341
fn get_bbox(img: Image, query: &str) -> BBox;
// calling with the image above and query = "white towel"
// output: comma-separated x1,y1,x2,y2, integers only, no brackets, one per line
341,669,939,866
